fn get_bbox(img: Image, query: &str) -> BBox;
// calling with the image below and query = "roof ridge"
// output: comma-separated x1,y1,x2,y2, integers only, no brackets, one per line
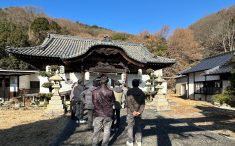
202,50,235,60
49,33,145,46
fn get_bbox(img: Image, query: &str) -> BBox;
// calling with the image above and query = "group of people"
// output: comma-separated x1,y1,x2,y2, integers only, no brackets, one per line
70,75,145,146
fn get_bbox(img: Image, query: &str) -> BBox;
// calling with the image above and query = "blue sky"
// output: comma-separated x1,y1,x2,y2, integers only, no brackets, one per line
1,0,235,34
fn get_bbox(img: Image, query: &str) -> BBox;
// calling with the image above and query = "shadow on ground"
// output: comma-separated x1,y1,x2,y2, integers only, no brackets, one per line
0,115,73,146
4,105,235,146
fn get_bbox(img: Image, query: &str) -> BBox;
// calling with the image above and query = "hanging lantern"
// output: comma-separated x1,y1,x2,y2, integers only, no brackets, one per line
85,71,90,80
138,69,142,77
46,65,51,73
59,65,65,74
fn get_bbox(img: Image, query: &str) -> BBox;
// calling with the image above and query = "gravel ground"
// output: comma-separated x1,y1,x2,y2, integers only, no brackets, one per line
57,94,235,146
58,109,235,146
1,94,235,146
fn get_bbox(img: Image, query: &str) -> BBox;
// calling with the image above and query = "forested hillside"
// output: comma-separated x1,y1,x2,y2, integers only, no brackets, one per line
0,7,168,70
190,5,235,56
0,6,235,88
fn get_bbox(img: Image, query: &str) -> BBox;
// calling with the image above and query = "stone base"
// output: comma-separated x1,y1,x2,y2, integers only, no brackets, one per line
44,109,65,117
154,94,171,111
45,95,64,116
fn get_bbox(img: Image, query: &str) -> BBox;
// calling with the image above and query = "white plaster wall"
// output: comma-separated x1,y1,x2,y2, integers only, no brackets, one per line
127,73,167,94
181,83,187,96
10,76,18,92
127,74,143,88
39,76,50,93
154,69,162,77
194,72,219,82
30,73,40,81
175,83,181,95
69,72,82,83
188,73,194,99
39,70,168,94
19,75,30,89
59,73,73,93
206,75,220,81
161,81,167,94
195,71,206,82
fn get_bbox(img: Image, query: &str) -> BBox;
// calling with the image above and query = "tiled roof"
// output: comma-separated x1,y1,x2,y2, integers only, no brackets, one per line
0,69,38,75
180,51,235,74
205,65,233,75
7,34,175,64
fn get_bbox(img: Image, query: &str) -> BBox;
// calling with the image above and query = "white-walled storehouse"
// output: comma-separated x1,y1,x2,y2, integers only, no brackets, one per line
176,51,235,101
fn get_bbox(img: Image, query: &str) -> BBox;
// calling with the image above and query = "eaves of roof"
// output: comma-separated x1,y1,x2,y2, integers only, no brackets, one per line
7,34,175,65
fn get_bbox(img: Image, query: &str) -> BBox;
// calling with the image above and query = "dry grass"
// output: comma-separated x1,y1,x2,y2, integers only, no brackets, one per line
0,107,69,146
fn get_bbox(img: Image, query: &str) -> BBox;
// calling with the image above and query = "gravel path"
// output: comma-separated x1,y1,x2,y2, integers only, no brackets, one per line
57,109,235,146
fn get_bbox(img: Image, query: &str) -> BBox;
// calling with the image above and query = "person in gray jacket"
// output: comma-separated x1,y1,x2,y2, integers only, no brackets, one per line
70,79,86,123
126,79,145,146
81,79,100,130
111,80,124,130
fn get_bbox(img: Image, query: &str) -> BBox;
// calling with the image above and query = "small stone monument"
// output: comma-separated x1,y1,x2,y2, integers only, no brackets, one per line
45,70,64,116
154,76,171,111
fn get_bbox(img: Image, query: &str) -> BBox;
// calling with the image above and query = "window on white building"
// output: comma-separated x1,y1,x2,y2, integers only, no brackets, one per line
194,80,222,94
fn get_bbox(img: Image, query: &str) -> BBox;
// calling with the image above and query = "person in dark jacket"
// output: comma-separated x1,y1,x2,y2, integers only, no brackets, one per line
81,79,100,130
111,80,124,130
70,79,86,123
126,79,145,146
92,76,115,146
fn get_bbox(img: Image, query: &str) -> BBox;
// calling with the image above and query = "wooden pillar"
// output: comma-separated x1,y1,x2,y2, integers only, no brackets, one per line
124,67,129,87
2,76,6,101
81,65,85,86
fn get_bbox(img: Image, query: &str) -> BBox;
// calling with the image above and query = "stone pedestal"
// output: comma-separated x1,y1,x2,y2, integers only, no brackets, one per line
45,74,64,116
45,95,64,116
154,94,171,111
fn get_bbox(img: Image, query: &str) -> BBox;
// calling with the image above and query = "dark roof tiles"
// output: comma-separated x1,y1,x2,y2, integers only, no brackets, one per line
181,51,235,74
7,34,175,64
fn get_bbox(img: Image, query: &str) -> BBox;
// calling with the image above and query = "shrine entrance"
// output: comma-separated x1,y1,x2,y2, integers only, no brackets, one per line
63,45,145,87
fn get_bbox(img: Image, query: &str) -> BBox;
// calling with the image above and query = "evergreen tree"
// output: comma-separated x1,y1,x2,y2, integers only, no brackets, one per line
30,17,50,44
0,21,30,69
49,21,61,33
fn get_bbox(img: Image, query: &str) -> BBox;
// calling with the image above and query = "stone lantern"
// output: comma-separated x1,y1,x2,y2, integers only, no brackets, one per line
155,76,165,95
45,71,64,116
154,76,170,111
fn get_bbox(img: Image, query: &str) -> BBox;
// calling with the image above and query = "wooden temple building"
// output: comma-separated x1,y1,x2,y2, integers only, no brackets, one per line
0,68,38,101
7,34,175,94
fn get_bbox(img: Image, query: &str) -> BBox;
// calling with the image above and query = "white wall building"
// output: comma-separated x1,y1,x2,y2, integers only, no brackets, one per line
176,51,234,101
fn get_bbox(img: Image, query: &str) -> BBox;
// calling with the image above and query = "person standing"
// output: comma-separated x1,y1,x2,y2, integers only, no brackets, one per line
126,79,145,146
81,79,100,130
92,76,115,146
70,79,86,123
111,80,124,131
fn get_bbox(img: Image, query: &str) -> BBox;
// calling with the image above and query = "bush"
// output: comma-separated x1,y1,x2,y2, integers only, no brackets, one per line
42,82,54,92
38,93,53,101
111,33,130,41
226,95,235,107
212,93,230,105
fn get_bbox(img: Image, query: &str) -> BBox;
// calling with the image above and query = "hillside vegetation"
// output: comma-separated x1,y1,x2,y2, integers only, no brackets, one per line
0,6,235,87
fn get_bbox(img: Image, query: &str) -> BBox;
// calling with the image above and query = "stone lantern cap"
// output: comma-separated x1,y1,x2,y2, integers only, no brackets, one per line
156,76,165,82
49,74,62,81
156,85,164,89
